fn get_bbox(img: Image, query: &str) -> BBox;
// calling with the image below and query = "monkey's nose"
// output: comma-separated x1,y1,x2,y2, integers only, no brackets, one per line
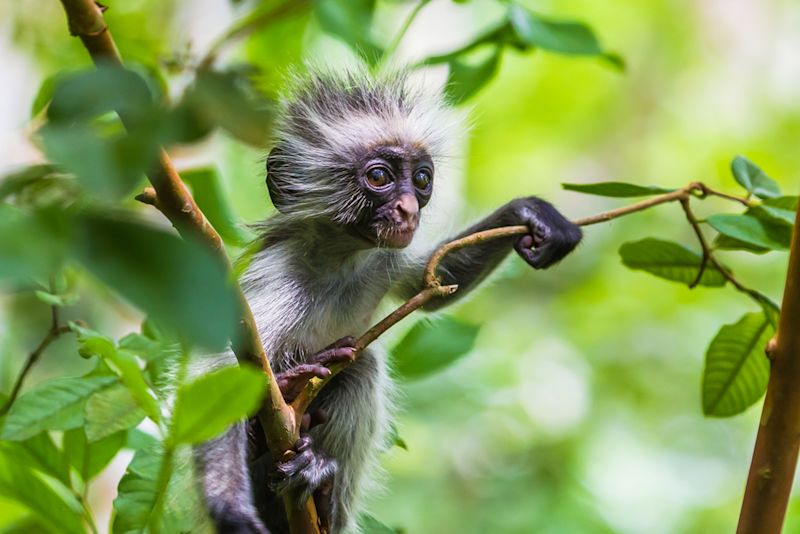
394,194,419,221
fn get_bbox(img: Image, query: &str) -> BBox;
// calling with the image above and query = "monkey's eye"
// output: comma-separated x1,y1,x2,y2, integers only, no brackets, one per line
366,167,391,188
413,169,432,190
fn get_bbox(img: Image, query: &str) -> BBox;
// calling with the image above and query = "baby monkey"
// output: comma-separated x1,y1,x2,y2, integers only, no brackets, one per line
193,69,582,534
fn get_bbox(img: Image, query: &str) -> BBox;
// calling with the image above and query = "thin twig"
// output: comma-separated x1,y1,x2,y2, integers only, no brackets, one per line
0,307,71,415
680,198,711,288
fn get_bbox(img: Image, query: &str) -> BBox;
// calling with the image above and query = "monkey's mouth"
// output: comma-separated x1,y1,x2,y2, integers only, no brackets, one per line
376,222,417,248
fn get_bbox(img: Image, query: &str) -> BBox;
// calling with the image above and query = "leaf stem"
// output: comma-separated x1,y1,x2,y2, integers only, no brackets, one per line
382,0,429,64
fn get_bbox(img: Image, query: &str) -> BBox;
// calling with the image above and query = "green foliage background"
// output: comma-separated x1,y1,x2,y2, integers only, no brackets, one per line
1,0,800,533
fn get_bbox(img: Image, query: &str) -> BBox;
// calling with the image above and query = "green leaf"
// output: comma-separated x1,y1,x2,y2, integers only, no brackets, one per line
72,212,239,349
752,293,781,328
74,326,160,423
34,290,78,308
181,168,254,246
731,156,780,199
181,68,276,147
0,164,60,200
315,0,383,64
507,4,603,56
706,213,791,251
63,428,127,481
618,238,727,287
0,206,71,283
392,317,480,380
562,181,674,197
444,46,503,105
0,456,84,534
30,73,60,118
702,312,772,417
170,365,266,445
713,234,770,254
750,196,797,227
0,434,70,486
358,513,400,534
0,375,117,441
386,422,407,451
85,383,147,442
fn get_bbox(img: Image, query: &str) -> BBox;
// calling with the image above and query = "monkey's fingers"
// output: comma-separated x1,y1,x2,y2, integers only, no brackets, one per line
276,364,332,402
325,335,357,350
311,346,356,367
300,408,329,433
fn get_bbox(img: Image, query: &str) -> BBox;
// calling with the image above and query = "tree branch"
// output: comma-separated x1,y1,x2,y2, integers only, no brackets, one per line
736,190,800,534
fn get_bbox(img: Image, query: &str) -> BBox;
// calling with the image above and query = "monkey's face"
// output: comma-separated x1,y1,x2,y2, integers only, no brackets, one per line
354,144,433,249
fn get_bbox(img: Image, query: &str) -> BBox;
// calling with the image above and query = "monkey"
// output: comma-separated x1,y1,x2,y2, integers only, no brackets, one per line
191,67,582,534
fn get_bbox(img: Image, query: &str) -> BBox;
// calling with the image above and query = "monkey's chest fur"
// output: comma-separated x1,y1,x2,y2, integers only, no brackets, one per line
241,244,397,372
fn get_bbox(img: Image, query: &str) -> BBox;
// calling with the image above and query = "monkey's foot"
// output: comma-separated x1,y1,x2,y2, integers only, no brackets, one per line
276,336,356,402
273,435,337,505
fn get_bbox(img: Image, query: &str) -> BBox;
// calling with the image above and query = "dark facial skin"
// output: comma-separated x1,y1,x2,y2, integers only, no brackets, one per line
352,144,434,248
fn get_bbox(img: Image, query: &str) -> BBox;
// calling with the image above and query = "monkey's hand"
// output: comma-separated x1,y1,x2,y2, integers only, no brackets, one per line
272,435,337,505
275,337,356,403
509,197,582,269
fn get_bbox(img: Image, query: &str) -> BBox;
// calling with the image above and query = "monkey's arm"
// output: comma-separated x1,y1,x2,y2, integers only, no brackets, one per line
402,197,581,310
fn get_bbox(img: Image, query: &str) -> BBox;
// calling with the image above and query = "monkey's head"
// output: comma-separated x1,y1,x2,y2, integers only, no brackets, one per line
266,68,455,249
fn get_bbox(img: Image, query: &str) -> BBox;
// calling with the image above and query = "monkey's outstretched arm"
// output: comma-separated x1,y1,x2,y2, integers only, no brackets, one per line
413,197,581,311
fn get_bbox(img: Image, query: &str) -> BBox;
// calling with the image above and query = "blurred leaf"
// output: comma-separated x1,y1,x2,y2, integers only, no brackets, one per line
170,365,266,445
63,428,126,481
30,74,59,118
706,214,791,251
315,0,383,64
730,156,780,199
0,456,84,534
0,375,116,441
392,317,480,380
85,383,146,442
182,68,276,146
181,167,254,246
0,205,71,283
126,428,158,451
750,196,797,227
562,182,674,197
71,212,239,349
358,513,401,533
0,165,60,200
46,64,153,125
445,46,502,105
34,290,78,308
386,422,407,450
119,332,177,363
702,312,772,417
0,433,70,486
39,122,155,200
507,3,603,56
618,238,726,287
753,293,781,328
713,233,770,254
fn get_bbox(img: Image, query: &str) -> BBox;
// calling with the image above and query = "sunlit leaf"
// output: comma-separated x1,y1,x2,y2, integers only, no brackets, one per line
706,213,790,251
392,317,480,380
0,375,117,441
71,212,239,349
0,455,84,534
63,428,127,481
562,182,674,197
85,383,146,442
170,365,266,445
702,312,772,417
618,238,726,287
730,156,780,199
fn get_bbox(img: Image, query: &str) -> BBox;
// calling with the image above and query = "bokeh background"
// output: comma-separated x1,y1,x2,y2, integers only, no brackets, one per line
2,0,800,532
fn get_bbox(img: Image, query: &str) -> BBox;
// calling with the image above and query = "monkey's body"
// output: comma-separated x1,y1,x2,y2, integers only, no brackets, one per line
193,69,582,533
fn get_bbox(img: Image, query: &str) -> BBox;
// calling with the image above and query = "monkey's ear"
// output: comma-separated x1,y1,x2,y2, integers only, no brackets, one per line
266,146,296,214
